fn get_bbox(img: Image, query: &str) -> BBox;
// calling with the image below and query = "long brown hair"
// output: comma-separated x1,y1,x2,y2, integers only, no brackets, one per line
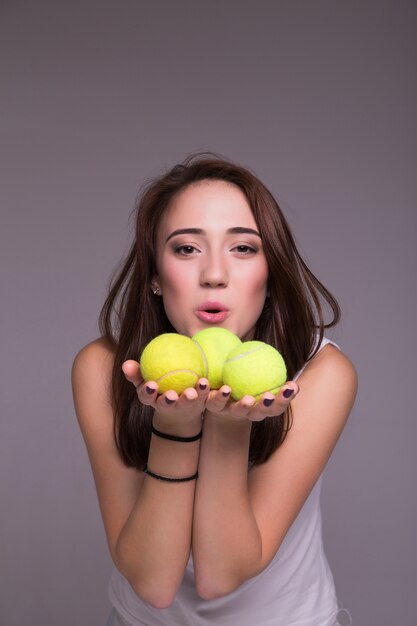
99,153,340,468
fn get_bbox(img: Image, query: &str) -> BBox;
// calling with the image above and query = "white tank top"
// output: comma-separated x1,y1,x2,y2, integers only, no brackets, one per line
108,337,345,626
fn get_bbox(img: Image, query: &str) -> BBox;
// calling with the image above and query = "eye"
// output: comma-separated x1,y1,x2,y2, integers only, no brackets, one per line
232,244,257,255
174,244,200,256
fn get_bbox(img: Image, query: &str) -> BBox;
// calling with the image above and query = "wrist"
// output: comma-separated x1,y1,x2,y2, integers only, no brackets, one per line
152,423,202,442
203,411,252,450
152,411,203,438
204,410,252,432
148,422,201,478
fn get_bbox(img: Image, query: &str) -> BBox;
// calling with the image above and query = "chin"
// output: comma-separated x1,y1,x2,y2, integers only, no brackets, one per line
239,326,256,341
174,324,198,338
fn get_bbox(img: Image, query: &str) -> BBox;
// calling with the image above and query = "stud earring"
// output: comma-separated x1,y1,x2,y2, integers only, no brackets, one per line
152,287,161,295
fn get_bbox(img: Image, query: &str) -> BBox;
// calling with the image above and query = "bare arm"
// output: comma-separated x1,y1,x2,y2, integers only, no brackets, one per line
72,339,357,605
192,345,358,599
71,339,206,608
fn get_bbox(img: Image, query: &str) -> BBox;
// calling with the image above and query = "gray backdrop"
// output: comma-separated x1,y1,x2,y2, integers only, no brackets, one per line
1,1,416,625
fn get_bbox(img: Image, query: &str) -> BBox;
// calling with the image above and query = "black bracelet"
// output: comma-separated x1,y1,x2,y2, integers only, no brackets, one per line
151,424,202,442
143,464,198,482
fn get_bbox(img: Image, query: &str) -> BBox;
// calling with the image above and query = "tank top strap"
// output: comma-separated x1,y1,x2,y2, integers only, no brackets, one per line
293,335,341,381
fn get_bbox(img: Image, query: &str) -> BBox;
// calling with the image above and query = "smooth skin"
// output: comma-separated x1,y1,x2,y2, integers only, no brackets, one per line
72,180,357,608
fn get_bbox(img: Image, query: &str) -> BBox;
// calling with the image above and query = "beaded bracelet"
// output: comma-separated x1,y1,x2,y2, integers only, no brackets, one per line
151,424,202,442
143,463,198,482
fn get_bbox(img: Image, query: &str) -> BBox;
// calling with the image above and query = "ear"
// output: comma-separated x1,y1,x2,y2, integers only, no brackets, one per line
151,279,162,296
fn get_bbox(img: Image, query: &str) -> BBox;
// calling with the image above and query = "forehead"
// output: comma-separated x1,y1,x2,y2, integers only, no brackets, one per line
158,179,257,234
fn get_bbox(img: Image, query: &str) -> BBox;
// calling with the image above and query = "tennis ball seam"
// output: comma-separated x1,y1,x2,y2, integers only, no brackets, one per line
157,369,202,383
225,346,265,362
192,340,209,379
261,383,282,393
253,384,283,397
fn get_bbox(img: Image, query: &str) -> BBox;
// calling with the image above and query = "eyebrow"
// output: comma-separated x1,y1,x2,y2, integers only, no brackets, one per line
165,227,261,242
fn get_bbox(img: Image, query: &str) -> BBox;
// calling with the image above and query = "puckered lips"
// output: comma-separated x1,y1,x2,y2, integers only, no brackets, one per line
195,301,230,323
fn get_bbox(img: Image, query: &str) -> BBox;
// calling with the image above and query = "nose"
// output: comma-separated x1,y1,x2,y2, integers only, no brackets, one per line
199,251,228,288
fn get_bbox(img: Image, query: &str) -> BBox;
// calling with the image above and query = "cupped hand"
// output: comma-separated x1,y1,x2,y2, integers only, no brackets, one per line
122,360,299,424
204,383,300,422
122,360,210,421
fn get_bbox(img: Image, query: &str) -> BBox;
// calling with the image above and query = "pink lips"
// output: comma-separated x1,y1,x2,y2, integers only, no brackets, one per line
196,301,229,324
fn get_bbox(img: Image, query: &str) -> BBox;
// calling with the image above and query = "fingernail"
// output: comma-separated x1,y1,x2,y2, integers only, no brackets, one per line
146,386,155,394
263,398,274,407
222,390,231,397
165,397,175,405
283,389,293,399
199,383,207,390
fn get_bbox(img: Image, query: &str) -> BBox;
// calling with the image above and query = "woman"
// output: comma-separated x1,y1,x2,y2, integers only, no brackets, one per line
72,154,357,625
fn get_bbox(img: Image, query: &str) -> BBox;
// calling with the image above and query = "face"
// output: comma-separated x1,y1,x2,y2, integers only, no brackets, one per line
152,180,269,340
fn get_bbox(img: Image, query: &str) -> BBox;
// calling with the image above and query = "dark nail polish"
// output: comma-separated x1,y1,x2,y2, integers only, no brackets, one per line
199,383,207,390
283,389,293,399
222,390,231,397
165,397,175,405
263,398,274,407
146,386,155,394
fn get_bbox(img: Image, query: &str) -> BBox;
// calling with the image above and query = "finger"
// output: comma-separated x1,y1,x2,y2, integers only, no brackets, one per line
180,387,199,403
246,393,275,421
156,390,179,409
196,378,210,401
246,383,299,421
173,385,210,416
280,382,299,401
122,360,143,388
205,385,232,412
229,394,257,419
136,380,159,405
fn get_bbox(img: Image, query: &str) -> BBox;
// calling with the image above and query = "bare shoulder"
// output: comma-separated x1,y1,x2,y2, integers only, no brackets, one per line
296,343,358,414
72,337,115,409
71,336,117,447
72,337,115,385
302,342,357,380
284,342,358,464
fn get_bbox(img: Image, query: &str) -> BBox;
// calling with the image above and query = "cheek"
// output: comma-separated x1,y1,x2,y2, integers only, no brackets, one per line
157,265,191,328
239,275,268,319
158,261,186,292
244,263,269,294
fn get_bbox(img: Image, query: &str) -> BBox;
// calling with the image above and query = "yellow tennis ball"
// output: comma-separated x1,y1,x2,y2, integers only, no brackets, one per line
140,333,205,394
223,340,287,400
192,327,242,389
